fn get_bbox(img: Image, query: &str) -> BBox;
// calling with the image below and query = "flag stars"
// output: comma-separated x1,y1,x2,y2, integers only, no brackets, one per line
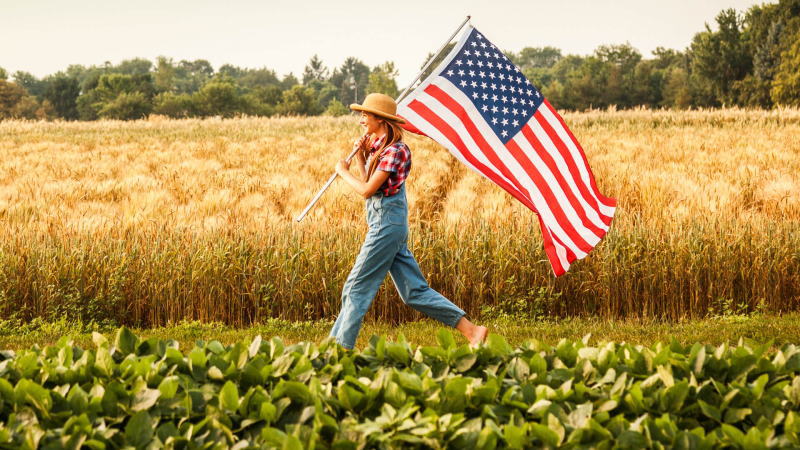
482,93,488,100
469,70,476,77
477,61,484,68
491,95,498,102
500,85,507,92
535,91,541,98
501,96,508,103
480,42,487,48
489,73,496,80
456,60,463,66
481,82,487,89
501,118,509,126
502,107,509,115
471,81,478,88
526,89,533,96
471,41,478,47
472,92,479,99
501,130,508,137
464,50,471,56
481,104,489,112
460,80,467,87
458,69,465,76
484,51,491,58
491,105,498,113
512,108,519,115
490,83,497,90
511,97,518,104
512,119,519,127
499,73,505,81
491,117,498,125
466,60,474,66
479,72,486,78
447,70,454,76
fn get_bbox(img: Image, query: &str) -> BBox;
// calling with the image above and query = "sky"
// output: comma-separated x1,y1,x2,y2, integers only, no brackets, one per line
1,0,769,87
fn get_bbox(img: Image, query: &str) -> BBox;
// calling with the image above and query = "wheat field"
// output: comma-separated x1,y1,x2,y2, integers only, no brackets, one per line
0,109,798,327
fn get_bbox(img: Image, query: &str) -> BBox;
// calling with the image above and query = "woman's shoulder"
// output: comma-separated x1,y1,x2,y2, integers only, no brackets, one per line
384,141,410,153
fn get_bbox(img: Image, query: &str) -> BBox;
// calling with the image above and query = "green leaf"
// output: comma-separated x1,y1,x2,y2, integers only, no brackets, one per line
721,423,746,446
274,380,312,404
504,424,526,448
395,371,423,395
158,376,179,399
723,407,752,424
437,329,456,350
249,335,262,358
220,380,240,412
486,334,512,357
529,422,559,447
207,340,226,354
698,400,721,422
114,327,138,355
131,388,161,412
125,411,154,447
15,379,52,415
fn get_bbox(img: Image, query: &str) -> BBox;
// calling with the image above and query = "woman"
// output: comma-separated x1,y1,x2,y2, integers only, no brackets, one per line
329,93,488,350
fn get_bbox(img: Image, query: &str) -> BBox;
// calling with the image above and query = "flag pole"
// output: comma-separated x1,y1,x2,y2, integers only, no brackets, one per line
295,16,471,222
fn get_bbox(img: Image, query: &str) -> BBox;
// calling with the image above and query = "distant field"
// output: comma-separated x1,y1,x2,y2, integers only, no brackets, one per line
0,110,798,327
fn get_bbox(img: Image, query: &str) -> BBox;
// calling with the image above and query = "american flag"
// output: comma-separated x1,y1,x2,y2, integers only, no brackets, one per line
397,26,616,276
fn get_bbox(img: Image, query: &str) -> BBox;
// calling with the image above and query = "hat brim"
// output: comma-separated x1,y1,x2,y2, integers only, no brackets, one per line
349,104,406,124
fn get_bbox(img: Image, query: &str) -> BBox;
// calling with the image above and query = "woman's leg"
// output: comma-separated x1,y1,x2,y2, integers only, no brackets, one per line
389,244,487,344
330,228,402,349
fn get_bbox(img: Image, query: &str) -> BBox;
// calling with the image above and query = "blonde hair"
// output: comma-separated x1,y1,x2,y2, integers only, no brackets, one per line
365,117,404,180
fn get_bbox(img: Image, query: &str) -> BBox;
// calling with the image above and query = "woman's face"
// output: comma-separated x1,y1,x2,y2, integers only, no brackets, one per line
359,112,384,135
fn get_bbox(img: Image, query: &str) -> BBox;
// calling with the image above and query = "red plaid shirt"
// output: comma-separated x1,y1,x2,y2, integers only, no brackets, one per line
367,137,411,197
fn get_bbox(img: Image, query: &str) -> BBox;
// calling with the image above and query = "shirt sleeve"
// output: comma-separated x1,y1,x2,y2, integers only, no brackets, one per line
376,145,407,174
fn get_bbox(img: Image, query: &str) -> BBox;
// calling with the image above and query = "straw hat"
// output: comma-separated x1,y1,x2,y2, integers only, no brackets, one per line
350,93,406,124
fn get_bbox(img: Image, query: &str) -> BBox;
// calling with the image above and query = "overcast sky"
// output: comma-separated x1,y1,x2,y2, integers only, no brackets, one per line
1,0,769,86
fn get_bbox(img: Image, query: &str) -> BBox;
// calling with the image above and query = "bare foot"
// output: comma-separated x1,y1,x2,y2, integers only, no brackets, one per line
470,325,488,347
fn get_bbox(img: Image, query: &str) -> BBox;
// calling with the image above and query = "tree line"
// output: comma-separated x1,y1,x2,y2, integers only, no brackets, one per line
0,1,798,121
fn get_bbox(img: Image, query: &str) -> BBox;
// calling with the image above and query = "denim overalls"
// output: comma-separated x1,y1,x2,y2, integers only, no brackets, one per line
329,183,466,349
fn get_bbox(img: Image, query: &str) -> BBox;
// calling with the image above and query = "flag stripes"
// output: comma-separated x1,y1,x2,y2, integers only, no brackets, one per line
397,25,616,275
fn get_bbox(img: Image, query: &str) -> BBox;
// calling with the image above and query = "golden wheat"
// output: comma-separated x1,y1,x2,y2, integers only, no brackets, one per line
0,109,798,326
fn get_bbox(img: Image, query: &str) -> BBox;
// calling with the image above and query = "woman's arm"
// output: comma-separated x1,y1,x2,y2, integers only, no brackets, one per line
349,135,369,181
336,159,391,199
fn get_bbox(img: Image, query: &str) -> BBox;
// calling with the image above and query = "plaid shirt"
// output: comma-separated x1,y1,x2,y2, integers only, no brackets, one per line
367,137,411,197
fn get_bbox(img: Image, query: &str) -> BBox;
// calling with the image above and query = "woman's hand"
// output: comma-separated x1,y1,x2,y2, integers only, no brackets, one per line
336,159,351,175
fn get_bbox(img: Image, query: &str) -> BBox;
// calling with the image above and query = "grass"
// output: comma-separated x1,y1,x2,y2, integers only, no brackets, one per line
1,313,798,352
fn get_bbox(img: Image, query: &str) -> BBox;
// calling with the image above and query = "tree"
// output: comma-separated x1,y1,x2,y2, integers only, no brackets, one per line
97,92,151,120
43,75,80,120
512,46,563,69
193,81,242,117
324,99,349,116
114,58,153,75
153,56,177,92
690,9,752,105
174,59,214,94
302,55,329,84
330,57,370,105
367,62,399,98
0,80,40,119
152,92,195,118
0,67,6,80
771,28,800,105
12,71,46,98
276,85,321,116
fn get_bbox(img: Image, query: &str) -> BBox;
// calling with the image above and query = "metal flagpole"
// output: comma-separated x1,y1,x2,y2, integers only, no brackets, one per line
295,16,471,222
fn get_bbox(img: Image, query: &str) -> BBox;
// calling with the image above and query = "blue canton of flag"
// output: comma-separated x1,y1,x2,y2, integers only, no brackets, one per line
441,29,544,144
